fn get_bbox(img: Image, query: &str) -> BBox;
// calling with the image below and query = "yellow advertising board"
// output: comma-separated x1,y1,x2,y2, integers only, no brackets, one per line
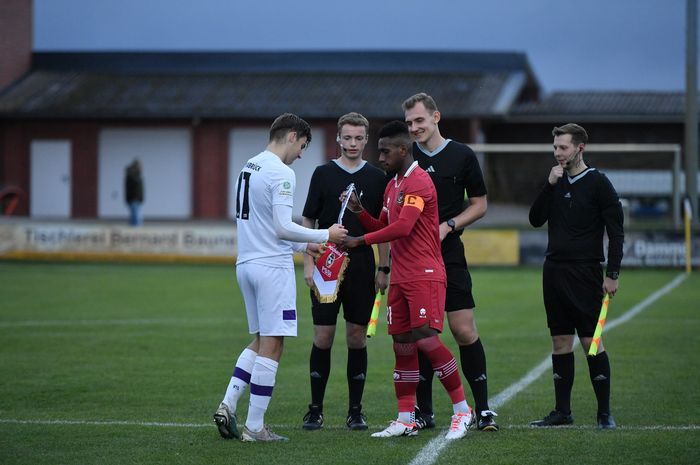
461,230,519,266
0,222,520,266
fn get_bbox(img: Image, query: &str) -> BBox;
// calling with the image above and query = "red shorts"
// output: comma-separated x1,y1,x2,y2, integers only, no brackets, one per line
386,281,446,335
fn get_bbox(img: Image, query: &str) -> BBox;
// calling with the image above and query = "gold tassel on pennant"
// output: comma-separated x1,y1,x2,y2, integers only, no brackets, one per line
312,242,350,303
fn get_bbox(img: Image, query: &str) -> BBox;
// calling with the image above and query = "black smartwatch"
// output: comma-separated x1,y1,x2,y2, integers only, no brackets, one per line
446,218,457,231
606,271,619,280
377,266,391,274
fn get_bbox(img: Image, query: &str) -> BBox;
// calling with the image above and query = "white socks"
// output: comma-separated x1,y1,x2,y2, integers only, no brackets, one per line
398,410,415,424
223,348,257,413
245,356,279,432
453,400,470,414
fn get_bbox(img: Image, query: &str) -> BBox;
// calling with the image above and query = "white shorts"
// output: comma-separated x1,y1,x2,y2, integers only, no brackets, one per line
236,262,297,337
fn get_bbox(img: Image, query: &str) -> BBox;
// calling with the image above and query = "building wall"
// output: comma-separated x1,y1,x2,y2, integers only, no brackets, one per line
1,121,100,217
3,117,694,217
0,0,32,89
0,123,31,216
1,121,194,219
193,122,229,218
0,118,342,220
98,127,194,219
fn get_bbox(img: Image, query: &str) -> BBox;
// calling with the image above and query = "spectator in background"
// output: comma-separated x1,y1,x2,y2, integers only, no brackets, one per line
125,159,144,226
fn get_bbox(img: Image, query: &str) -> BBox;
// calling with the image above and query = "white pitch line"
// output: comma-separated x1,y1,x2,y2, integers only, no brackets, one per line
501,424,700,431
0,317,231,328
408,273,688,465
0,418,211,428
0,418,371,430
1,418,697,432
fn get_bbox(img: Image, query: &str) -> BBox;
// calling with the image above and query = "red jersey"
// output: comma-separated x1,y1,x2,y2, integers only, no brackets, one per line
360,161,445,285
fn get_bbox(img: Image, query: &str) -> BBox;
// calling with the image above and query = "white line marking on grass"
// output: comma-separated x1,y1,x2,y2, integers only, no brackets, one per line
408,273,688,465
504,424,700,431
2,418,698,432
0,418,211,428
0,317,230,328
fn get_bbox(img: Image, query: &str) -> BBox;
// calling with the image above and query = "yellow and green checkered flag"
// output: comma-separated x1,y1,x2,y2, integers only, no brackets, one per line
588,293,610,356
366,291,382,338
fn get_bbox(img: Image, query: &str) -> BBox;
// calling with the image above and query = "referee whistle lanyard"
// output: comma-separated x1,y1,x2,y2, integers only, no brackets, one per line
311,183,354,303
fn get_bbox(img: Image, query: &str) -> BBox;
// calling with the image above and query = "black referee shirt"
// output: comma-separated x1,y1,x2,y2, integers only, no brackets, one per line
529,167,624,273
413,140,488,225
302,160,387,237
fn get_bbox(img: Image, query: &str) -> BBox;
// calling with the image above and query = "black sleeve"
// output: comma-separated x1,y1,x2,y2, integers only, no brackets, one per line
598,174,624,273
363,171,387,219
529,181,555,227
464,147,487,198
302,166,324,220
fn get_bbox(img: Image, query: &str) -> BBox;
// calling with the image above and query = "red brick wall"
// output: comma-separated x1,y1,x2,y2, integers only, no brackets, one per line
0,0,32,89
71,125,99,218
0,121,99,218
1,117,340,219
192,122,228,218
0,123,30,215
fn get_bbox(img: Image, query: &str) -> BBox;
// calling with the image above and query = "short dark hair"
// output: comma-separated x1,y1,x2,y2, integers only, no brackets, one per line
552,123,588,146
402,92,439,113
269,113,312,145
377,120,411,139
378,120,411,145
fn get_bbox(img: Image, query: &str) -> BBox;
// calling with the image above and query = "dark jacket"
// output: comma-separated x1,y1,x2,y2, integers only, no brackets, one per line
125,162,144,203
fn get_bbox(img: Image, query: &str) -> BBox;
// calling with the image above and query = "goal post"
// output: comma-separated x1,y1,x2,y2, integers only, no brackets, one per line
471,143,683,228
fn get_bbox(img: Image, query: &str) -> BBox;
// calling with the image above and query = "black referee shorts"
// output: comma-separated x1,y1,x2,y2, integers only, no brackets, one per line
441,233,476,312
310,246,376,326
542,259,605,337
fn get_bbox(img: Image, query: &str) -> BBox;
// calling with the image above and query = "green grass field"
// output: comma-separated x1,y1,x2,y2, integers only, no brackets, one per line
0,262,698,465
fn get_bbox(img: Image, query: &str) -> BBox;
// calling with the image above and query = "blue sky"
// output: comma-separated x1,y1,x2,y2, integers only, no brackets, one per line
34,0,691,93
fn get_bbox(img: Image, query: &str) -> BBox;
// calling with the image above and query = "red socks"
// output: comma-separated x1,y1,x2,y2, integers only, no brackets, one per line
393,342,419,413
416,336,465,405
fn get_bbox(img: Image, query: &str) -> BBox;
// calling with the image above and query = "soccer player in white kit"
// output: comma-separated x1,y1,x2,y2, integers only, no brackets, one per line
214,113,348,442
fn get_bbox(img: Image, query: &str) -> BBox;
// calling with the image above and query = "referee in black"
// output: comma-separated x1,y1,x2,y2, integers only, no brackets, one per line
300,112,389,431
529,123,624,430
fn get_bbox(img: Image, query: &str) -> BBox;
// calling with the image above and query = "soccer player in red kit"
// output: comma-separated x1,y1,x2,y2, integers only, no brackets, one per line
343,121,472,439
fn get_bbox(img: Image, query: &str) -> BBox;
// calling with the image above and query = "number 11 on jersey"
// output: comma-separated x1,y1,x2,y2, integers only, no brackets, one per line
236,171,251,219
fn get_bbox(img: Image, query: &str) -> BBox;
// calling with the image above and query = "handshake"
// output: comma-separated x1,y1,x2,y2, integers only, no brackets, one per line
305,224,362,259
307,182,367,257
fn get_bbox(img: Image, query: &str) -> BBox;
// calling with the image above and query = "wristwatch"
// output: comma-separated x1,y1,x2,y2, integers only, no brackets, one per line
446,219,457,231
377,266,391,274
606,271,619,280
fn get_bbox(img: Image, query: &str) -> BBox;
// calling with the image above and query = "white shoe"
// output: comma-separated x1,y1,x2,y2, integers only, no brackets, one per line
445,409,473,440
241,425,288,442
371,420,418,438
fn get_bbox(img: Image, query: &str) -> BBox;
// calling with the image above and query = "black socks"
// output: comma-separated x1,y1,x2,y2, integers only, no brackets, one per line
552,352,575,414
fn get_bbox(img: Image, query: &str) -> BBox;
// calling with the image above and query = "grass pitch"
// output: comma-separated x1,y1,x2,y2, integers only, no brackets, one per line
0,262,698,465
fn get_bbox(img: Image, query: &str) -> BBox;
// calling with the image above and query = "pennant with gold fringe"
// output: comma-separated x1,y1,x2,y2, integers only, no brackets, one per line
311,183,355,303
312,242,350,303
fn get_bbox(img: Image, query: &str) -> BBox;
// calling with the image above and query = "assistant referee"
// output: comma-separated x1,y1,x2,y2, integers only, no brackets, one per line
529,123,624,430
